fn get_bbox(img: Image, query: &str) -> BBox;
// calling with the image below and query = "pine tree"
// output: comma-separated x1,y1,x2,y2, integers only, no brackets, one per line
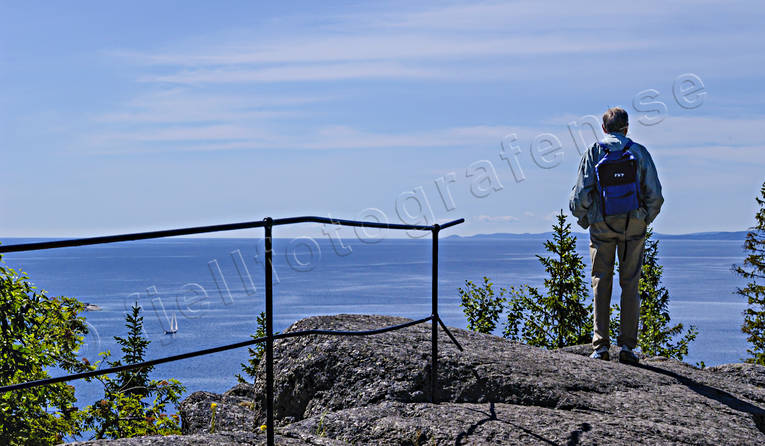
636,229,697,359
503,210,592,349
733,180,765,365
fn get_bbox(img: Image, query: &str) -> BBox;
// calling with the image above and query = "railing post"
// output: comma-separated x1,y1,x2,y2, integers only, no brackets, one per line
431,223,440,403
264,217,274,446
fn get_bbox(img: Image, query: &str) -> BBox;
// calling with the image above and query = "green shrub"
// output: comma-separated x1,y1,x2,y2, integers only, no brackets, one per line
0,254,88,445
458,277,506,334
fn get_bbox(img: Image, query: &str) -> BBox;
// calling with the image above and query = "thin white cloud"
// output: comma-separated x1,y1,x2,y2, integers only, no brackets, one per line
124,34,656,68
140,61,441,84
302,125,524,150
350,1,683,32
473,215,520,223
86,123,534,154
97,109,297,124
633,116,765,149
88,124,269,145
543,211,559,221
93,88,328,124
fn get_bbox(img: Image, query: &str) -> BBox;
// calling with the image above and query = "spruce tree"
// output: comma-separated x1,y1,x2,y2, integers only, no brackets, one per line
503,210,592,348
733,180,765,365
81,303,185,439
111,303,151,396
237,311,268,383
636,229,697,359
237,311,281,383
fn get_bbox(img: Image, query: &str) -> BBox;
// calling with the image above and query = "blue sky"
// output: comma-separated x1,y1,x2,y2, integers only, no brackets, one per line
1,1,764,238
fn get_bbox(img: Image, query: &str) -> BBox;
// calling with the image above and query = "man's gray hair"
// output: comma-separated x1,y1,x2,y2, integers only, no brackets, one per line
602,107,629,133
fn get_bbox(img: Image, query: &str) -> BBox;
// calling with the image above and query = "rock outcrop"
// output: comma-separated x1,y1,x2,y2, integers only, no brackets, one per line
70,314,765,445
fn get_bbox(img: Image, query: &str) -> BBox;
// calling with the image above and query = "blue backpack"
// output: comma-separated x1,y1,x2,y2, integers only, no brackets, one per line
594,139,640,217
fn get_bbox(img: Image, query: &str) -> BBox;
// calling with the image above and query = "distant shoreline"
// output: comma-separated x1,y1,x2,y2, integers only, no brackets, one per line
444,230,750,241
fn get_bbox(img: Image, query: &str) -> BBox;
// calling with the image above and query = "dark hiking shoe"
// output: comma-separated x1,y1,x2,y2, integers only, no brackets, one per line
589,346,610,361
619,346,639,365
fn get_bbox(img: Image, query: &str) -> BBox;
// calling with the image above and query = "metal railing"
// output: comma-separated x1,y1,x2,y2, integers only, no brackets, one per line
0,215,465,446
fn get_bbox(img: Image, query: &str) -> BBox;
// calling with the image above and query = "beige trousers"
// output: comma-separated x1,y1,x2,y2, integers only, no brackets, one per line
589,215,647,350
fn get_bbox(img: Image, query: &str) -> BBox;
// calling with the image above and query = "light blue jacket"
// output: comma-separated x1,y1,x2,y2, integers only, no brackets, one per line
569,132,664,230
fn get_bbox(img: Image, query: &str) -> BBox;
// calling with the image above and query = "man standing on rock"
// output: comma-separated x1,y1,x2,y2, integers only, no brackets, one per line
569,107,664,364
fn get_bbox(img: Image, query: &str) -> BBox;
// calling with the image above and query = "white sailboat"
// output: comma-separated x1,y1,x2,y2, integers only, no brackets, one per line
165,312,178,335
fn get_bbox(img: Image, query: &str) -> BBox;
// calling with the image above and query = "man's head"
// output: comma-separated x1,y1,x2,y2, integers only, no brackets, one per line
602,107,629,135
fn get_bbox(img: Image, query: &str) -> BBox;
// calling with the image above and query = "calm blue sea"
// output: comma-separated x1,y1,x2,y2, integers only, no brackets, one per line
1,234,749,413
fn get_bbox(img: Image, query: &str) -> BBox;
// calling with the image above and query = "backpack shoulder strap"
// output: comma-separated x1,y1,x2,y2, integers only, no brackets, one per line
601,138,634,153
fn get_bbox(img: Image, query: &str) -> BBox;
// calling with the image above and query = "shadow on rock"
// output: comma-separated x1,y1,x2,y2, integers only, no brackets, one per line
454,402,564,446
638,363,765,435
